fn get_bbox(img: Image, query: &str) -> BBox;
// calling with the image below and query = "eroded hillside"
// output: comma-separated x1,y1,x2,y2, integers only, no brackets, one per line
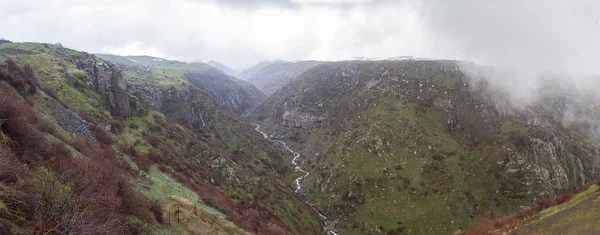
0,42,323,234
248,60,600,234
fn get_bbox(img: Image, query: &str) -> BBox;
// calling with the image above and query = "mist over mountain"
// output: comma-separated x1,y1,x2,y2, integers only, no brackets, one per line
240,60,323,96
206,60,238,77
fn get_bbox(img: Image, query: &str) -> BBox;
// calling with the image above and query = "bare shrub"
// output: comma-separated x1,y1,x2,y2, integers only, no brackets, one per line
91,124,114,145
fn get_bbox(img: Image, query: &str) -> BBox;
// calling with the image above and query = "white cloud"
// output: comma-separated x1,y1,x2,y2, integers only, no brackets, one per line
0,0,446,67
1,0,600,73
291,0,374,3
102,41,167,58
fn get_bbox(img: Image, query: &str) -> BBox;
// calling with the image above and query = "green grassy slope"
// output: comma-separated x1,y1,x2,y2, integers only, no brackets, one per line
462,180,600,234
248,60,600,234
0,41,323,234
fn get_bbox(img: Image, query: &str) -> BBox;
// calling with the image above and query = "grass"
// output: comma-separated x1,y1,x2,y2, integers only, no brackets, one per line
9,53,110,120
133,167,225,218
122,67,190,91
0,42,85,59
0,42,50,53
153,197,249,235
460,181,600,234
59,85,106,118
536,184,600,220
525,192,600,234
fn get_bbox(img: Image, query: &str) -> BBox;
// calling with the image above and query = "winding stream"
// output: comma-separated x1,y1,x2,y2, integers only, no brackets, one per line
254,124,337,235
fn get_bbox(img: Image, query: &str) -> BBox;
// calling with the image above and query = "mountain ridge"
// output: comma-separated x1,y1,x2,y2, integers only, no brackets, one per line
248,59,600,234
240,60,323,96
96,53,266,115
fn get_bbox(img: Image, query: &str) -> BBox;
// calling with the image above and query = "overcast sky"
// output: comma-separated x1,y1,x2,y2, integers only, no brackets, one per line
2,0,600,71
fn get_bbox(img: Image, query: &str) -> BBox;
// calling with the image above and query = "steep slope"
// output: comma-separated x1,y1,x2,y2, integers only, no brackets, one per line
240,61,323,96
0,42,323,234
96,54,265,115
248,60,600,234
207,60,238,76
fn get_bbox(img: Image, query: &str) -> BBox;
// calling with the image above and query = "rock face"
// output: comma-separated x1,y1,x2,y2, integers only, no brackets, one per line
184,72,265,115
75,55,131,117
96,54,265,115
248,60,600,234
240,61,323,96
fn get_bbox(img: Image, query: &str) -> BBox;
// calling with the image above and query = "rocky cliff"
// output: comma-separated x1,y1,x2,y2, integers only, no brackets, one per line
75,55,131,116
96,54,265,115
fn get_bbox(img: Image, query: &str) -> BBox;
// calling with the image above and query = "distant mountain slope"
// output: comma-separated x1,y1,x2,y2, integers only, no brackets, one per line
0,42,323,234
239,60,323,96
248,60,600,234
237,61,283,81
96,54,265,114
206,60,237,76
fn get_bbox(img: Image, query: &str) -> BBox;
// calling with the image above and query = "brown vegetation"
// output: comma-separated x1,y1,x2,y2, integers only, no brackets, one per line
91,123,114,145
0,63,158,233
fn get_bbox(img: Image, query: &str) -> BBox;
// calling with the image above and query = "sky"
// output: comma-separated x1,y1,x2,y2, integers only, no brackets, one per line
2,0,600,71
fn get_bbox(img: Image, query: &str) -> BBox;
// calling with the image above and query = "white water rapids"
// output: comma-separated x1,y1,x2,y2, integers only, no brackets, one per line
254,124,337,235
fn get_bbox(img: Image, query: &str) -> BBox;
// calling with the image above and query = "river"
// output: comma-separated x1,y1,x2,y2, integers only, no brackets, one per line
254,124,337,235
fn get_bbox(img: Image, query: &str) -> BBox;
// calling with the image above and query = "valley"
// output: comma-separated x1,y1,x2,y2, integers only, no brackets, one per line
3,1,600,234
255,124,338,235
247,60,600,234
0,40,599,235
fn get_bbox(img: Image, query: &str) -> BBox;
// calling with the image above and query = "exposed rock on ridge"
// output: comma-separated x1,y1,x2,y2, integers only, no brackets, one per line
75,55,131,116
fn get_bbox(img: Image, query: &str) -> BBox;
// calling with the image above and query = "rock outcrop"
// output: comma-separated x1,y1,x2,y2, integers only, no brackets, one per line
75,55,131,117
185,72,265,115
96,54,264,115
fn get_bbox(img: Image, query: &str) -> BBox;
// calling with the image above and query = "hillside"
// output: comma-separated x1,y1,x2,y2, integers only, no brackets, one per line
0,42,323,234
461,180,600,234
247,60,600,234
207,60,238,77
509,183,600,234
237,61,282,81
95,54,265,115
239,61,323,96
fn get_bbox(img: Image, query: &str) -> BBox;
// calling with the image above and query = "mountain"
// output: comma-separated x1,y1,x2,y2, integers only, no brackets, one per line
206,60,238,76
247,60,600,234
237,61,282,81
0,42,323,234
239,60,323,96
96,54,265,115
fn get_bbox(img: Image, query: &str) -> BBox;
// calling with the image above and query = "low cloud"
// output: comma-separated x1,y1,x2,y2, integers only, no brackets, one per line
2,0,600,74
